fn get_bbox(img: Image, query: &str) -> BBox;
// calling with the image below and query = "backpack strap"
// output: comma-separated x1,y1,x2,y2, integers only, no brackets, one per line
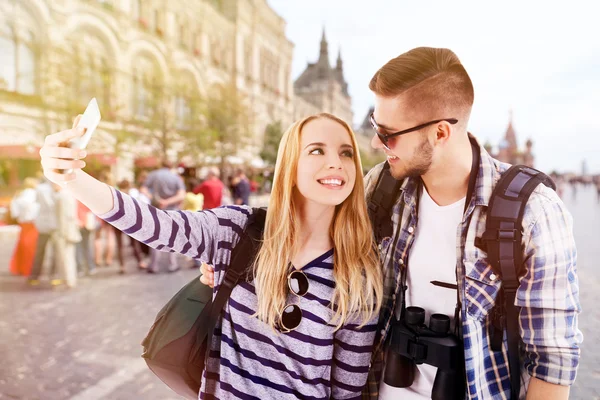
190,207,266,363
476,165,555,399
367,162,403,244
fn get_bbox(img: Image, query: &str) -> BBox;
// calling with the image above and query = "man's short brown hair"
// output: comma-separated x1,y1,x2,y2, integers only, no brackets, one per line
369,47,474,120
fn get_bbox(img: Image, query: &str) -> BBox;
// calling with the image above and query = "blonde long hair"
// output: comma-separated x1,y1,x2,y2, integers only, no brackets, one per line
253,113,383,330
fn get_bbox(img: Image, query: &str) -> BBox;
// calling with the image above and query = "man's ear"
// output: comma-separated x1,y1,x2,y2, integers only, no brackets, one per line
435,121,452,144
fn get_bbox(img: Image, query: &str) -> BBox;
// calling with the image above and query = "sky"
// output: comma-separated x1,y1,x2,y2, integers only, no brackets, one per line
267,0,600,174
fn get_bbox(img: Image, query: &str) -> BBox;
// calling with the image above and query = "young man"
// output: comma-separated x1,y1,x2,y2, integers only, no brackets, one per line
363,47,582,399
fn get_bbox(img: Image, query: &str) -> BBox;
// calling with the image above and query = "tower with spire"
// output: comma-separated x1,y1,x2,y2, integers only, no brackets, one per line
293,27,353,125
493,110,535,167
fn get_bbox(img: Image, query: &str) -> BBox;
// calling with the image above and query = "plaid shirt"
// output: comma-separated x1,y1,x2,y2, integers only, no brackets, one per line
362,139,582,399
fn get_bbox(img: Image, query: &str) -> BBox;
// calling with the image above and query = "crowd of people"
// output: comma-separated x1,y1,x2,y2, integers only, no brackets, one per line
6,163,262,286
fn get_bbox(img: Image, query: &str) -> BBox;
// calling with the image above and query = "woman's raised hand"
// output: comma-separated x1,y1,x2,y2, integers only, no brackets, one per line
39,115,87,185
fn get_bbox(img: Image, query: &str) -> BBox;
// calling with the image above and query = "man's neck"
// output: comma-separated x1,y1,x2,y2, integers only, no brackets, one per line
421,138,474,207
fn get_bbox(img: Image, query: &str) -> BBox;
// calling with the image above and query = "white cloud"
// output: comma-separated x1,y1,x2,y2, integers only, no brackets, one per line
268,0,600,173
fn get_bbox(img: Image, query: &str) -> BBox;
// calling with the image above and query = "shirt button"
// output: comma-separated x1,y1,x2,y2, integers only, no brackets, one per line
392,294,396,300
490,273,497,281
380,329,386,336
408,226,415,234
398,259,404,265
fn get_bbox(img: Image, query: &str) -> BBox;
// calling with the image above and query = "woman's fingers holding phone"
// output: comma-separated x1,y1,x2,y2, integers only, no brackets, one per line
39,145,86,161
41,157,86,171
43,126,86,147
40,119,89,184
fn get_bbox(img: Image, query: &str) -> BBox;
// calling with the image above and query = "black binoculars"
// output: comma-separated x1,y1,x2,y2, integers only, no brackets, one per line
383,306,465,400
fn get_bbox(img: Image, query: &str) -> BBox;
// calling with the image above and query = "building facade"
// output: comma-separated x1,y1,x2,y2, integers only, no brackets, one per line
0,0,297,186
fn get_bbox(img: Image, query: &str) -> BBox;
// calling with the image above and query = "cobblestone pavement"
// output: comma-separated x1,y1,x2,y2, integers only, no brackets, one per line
0,187,598,399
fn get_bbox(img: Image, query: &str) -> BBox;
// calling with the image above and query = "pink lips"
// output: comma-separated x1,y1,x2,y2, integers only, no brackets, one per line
317,176,346,190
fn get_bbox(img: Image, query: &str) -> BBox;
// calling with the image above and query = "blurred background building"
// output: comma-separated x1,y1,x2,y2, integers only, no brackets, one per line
293,29,353,125
485,111,535,167
0,0,356,193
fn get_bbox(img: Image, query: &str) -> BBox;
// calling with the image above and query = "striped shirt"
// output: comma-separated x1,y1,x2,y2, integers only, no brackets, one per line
98,193,377,399
362,137,582,399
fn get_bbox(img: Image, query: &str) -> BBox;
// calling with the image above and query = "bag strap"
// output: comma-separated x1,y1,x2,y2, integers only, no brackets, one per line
190,207,266,363
367,162,403,244
476,165,555,399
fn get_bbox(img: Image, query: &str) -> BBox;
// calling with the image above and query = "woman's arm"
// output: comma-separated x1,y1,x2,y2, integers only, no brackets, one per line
331,321,378,399
39,118,250,263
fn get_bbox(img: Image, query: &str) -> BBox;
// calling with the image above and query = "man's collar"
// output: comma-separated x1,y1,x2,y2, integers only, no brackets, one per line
471,135,502,208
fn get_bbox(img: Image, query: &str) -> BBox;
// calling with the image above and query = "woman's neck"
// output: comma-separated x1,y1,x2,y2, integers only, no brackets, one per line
294,196,335,252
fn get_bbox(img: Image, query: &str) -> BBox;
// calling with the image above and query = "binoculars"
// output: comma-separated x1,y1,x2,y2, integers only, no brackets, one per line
383,306,465,400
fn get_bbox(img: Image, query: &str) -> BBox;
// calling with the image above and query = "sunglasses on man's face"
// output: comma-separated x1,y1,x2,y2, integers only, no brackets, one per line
277,269,309,333
369,113,458,151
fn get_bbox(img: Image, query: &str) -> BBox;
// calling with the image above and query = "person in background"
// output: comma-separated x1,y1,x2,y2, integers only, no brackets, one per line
75,200,97,276
54,182,81,288
94,171,116,267
9,177,40,276
183,181,203,212
193,167,224,210
231,168,250,205
140,160,186,273
28,177,60,286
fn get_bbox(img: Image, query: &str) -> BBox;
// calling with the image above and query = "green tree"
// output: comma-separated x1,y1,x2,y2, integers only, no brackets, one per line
260,121,283,166
194,83,252,175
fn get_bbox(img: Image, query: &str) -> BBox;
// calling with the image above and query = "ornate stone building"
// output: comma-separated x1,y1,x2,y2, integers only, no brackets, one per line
292,29,353,125
0,0,295,186
486,112,535,167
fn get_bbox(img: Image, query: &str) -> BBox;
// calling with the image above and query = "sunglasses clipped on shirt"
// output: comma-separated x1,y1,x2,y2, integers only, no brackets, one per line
369,112,459,150
277,268,310,333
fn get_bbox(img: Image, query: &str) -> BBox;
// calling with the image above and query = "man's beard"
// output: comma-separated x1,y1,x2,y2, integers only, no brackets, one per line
389,137,433,180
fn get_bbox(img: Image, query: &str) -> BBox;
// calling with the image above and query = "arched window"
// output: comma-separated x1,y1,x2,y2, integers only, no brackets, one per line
70,34,112,110
0,23,37,94
0,25,16,91
17,29,36,95
131,57,160,119
174,72,199,129
132,0,142,19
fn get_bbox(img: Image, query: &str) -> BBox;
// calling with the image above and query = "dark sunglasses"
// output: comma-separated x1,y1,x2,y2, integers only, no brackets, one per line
369,112,458,150
278,269,309,333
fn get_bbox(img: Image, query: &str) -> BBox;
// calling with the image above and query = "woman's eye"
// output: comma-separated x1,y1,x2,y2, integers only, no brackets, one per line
309,148,324,155
342,150,354,158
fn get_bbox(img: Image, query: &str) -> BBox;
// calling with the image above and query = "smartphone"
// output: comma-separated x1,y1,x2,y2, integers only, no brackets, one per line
62,98,101,174
70,97,101,150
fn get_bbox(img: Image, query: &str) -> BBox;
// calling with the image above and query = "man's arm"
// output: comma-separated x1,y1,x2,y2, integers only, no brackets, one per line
139,173,155,200
159,189,186,208
518,189,582,397
526,377,570,400
159,176,186,208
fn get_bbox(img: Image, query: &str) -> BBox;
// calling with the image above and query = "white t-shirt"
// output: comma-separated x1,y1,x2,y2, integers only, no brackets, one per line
380,186,465,399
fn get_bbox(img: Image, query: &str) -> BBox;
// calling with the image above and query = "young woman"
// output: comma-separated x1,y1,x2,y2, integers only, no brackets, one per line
39,113,383,399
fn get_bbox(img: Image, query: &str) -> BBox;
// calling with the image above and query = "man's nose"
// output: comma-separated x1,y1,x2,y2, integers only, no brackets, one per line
371,133,384,150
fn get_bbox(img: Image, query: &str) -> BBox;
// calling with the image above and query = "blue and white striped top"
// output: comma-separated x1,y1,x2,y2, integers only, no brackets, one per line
99,188,377,399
